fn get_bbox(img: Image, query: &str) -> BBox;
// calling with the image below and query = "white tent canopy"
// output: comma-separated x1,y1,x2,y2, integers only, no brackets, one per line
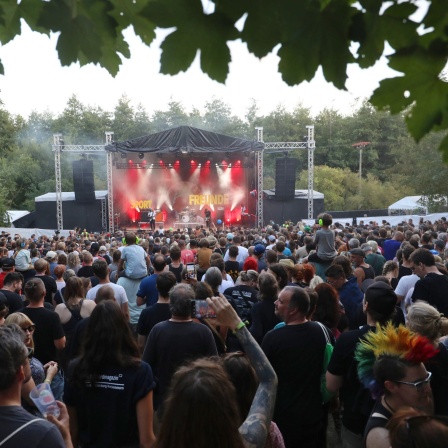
388,196,428,215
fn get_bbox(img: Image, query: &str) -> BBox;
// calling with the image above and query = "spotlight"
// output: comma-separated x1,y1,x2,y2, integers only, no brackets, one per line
138,153,144,159
250,190,257,197
181,147,188,154
121,153,126,159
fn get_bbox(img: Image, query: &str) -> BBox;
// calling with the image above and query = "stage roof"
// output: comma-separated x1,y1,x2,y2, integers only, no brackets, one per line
105,126,264,154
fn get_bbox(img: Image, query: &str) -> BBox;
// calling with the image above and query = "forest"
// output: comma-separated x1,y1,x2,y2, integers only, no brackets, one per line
1,94,447,225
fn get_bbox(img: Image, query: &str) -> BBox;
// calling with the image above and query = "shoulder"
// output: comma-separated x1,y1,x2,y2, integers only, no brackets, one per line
365,427,390,448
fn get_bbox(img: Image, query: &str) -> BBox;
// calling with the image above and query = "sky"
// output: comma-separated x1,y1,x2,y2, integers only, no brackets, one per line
0,22,398,121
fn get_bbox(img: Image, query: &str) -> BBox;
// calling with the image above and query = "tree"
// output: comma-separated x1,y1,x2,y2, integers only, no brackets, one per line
1,0,447,155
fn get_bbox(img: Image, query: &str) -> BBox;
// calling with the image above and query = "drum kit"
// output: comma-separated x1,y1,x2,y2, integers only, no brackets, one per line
179,207,197,223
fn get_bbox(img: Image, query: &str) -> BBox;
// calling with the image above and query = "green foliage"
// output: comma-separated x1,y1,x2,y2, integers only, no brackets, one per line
1,0,448,156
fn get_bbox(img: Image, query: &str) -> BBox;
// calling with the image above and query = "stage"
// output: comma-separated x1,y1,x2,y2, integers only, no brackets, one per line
107,126,261,229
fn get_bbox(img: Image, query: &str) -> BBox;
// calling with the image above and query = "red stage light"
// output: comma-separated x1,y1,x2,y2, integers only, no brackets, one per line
128,160,133,164
190,160,194,164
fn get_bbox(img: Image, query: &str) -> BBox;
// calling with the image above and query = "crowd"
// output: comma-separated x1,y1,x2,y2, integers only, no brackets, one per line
1,212,448,448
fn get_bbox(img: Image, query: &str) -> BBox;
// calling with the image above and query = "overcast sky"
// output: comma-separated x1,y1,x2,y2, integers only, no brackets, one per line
0,22,398,120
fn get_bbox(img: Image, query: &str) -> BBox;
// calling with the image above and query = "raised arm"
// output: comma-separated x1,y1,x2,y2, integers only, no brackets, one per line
207,295,277,448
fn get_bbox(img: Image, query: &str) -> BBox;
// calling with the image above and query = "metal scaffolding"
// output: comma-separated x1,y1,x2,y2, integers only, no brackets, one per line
52,133,114,231
256,125,316,225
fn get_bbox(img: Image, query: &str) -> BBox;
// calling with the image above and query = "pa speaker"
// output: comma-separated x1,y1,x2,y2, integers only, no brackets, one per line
275,157,298,200
73,160,95,203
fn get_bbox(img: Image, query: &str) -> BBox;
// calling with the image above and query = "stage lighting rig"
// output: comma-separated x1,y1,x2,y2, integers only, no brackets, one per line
138,152,144,159
120,152,126,159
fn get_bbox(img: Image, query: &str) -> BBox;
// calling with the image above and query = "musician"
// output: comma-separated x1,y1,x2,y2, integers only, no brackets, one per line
148,208,156,230
204,208,211,228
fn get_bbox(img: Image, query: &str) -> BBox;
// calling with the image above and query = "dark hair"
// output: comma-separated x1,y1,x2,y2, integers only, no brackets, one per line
229,245,239,258
333,255,353,277
156,271,177,297
95,285,116,304
373,355,412,396
410,248,435,267
319,213,333,227
153,254,167,272
268,263,288,290
402,244,415,260
325,264,346,279
193,282,214,301
199,238,210,248
92,258,108,279
3,272,24,287
210,257,225,272
170,245,181,261
313,283,341,328
258,272,279,303
284,286,310,315
155,359,245,448
24,278,45,303
275,241,285,252
73,301,140,388
221,353,258,424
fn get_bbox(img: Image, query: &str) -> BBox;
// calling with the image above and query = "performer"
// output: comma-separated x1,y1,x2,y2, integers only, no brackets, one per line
204,208,211,228
148,208,156,230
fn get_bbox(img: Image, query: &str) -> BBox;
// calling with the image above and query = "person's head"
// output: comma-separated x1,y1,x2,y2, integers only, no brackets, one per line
325,264,346,290
199,238,210,249
239,270,259,288
81,277,92,296
157,358,245,448
92,258,109,280
57,253,67,265
67,252,80,267
170,245,181,262
4,312,35,348
318,213,333,227
83,252,93,265
313,283,341,329
382,260,399,277
53,264,66,280
363,281,397,325
229,245,239,258
169,283,194,318
193,282,214,301
367,240,379,253
0,324,30,392
394,231,405,242
74,301,139,387
267,263,288,290
350,248,365,267
24,278,45,303
204,267,222,293
64,276,85,303
95,285,116,304
402,244,415,261
348,238,360,249
409,249,435,278
265,249,277,265
257,271,279,303
156,271,177,298
332,255,353,278
242,257,258,272
361,243,372,255
275,241,285,253
356,324,437,412
221,352,258,425
153,254,167,272
274,285,310,323
124,233,137,245
210,257,225,273
33,258,48,274
407,301,448,342
387,407,448,448
3,272,24,293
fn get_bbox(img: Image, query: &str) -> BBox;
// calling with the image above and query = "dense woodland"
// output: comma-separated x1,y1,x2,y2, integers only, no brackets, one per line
1,94,447,225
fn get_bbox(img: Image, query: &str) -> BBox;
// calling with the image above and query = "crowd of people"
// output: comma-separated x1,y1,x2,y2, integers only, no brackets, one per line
1,212,448,447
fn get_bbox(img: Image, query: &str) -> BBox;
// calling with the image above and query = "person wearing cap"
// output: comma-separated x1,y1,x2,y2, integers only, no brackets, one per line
326,282,399,448
266,234,276,250
350,248,375,289
226,233,234,248
0,258,15,289
253,244,267,273
45,250,58,279
362,243,386,277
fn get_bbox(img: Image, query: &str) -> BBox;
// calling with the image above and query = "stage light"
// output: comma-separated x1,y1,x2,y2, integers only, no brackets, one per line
250,189,257,197
121,153,126,159
198,163,202,167
181,147,188,154
228,163,232,168
150,164,154,168
138,153,144,159
190,159,194,165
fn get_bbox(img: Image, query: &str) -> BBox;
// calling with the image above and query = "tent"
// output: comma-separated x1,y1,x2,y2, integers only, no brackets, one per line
105,126,264,154
388,196,428,215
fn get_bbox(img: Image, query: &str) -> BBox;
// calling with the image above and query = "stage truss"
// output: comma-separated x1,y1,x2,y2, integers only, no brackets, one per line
52,126,315,232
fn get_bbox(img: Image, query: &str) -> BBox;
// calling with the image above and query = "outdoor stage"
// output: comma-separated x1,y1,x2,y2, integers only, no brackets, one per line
107,126,262,229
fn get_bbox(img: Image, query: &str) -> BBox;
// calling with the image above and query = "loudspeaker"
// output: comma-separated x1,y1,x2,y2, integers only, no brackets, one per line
73,160,95,203
275,157,298,200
